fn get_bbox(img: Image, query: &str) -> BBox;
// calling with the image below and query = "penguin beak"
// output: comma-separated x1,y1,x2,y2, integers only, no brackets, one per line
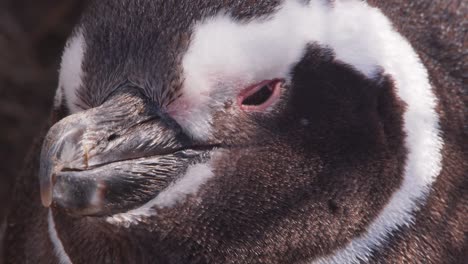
39,89,211,216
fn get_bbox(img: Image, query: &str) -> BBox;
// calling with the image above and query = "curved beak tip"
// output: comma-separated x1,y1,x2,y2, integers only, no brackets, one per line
40,186,52,207
39,173,53,207
39,158,55,208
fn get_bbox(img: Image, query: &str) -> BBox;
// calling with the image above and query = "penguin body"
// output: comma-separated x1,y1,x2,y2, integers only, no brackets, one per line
3,1,466,263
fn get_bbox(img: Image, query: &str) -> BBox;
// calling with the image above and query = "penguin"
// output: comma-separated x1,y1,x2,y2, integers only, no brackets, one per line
3,0,466,263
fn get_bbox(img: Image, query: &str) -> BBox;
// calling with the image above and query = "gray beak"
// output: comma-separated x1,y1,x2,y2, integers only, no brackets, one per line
39,89,209,216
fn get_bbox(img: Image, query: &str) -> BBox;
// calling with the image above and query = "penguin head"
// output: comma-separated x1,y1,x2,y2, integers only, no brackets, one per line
41,0,441,261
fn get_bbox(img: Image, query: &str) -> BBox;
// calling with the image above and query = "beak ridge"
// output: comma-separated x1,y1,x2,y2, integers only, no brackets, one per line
38,90,200,216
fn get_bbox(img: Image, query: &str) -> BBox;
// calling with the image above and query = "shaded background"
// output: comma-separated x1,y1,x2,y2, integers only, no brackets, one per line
0,0,88,220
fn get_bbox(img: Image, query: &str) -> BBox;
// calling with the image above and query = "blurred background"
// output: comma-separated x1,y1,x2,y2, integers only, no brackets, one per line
0,0,88,220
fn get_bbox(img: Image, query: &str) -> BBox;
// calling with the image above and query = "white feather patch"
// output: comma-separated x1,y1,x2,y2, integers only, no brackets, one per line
107,161,215,226
48,210,73,264
178,0,442,263
177,0,384,139
59,29,86,114
53,86,63,109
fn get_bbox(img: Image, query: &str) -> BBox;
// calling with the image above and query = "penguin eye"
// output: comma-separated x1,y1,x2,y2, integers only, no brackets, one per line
238,79,283,111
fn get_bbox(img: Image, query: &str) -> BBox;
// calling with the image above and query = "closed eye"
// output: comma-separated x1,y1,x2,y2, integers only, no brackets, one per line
238,79,283,111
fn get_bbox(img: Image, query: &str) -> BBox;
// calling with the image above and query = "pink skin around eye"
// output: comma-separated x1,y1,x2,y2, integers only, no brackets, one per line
237,79,283,112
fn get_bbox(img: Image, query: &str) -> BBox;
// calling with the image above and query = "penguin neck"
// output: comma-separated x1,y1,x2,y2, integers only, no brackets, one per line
48,209,142,263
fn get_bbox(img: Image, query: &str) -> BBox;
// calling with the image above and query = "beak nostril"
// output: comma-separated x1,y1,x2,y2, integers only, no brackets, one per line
83,145,89,169
107,133,119,141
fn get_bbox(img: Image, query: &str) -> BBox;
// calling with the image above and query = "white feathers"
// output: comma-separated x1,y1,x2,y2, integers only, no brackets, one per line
53,86,63,109
59,29,86,114
178,0,385,139
307,1,443,263
47,210,73,264
107,161,215,226
153,162,215,208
